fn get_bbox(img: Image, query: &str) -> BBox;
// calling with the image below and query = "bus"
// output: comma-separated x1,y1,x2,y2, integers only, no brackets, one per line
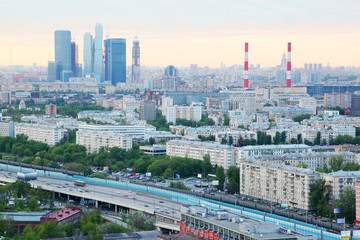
74,180,86,187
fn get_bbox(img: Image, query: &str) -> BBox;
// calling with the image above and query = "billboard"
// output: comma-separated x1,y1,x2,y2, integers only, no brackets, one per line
212,180,219,186
334,208,342,214
198,174,202,178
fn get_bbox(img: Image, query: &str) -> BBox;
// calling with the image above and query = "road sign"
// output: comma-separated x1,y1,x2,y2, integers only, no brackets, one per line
341,231,351,239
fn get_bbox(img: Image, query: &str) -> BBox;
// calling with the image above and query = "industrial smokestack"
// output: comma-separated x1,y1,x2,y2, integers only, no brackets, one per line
244,42,249,88
286,42,291,87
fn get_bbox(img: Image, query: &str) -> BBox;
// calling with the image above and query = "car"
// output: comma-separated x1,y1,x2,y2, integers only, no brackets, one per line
159,201,164,203
144,205,149,207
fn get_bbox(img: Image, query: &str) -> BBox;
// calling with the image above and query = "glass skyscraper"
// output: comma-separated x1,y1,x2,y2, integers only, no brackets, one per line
83,32,93,77
104,38,126,86
94,23,103,82
54,30,71,81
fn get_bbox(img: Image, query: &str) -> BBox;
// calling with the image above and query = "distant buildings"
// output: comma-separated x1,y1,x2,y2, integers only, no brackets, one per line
131,38,141,83
94,23,103,82
324,92,352,109
83,32,93,77
54,30,71,81
45,104,57,117
105,38,126,86
165,104,202,124
139,101,156,121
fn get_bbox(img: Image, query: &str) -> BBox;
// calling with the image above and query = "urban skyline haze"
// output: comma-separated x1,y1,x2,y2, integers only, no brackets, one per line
1,0,359,67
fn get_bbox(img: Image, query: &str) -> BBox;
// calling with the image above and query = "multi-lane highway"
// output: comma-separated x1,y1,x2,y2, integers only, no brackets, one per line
0,164,349,239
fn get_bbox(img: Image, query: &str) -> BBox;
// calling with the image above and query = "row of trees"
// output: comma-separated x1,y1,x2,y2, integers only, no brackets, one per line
316,156,360,173
176,113,215,127
310,179,355,223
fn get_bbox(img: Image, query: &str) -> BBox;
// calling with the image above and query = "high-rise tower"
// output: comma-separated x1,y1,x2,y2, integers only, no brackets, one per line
244,42,249,89
54,30,71,81
131,38,141,83
83,32,93,77
104,38,126,86
286,42,292,87
94,23,103,82
71,41,78,77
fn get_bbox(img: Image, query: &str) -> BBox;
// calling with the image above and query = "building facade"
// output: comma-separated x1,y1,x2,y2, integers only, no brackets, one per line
139,101,156,121
240,160,320,210
131,39,141,82
94,23,103,82
166,140,235,170
54,30,71,81
166,105,202,124
15,123,67,146
76,129,132,153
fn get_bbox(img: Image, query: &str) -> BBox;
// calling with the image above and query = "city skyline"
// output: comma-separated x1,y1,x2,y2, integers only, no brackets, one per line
0,0,360,68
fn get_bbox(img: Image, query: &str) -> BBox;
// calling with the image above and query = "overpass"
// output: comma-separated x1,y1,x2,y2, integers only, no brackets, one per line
0,164,349,240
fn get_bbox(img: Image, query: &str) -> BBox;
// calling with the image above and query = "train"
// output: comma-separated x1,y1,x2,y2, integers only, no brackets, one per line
74,180,86,187
17,172,37,181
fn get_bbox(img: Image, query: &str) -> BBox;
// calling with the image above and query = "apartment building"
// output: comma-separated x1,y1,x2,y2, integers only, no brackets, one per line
76,129,132,153
254,151,356,170
165,105,202,124
166,140,235,170
237,144,311,161
324,92,352,109
322,171,360,203
240,160,320,210
15,123,67,146
78,124,145,139
0,121,14,137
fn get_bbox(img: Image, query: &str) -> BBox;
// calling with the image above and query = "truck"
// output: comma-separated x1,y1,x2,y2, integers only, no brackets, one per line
17,172,37,181
74,180,86,187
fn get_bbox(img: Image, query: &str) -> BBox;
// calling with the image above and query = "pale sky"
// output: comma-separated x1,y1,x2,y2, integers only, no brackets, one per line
1,0,359,68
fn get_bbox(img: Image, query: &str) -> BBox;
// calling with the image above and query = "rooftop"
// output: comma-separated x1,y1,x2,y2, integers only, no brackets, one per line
167,140,234,149
241,144,310,150
243,160,319,175
0,211,49,222
41,206,81,222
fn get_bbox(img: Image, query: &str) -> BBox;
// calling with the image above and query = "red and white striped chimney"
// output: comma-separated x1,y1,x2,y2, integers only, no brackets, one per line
286,42,292,87
244,42,249,88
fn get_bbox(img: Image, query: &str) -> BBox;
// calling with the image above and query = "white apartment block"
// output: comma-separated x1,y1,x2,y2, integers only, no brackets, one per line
299,97,318,114
76,130,132,153
254,151,357,170
0,121,14,137
240,160,320,210
15,123,67,146
166,140,235,170
166,105,202,124
332,125,356,137
237,144,312,161
78,124,145,139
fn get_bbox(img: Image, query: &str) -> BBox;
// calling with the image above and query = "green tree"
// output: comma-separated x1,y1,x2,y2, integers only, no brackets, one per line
215,166,225,190
335,187,356,223
28,196,39,211
221,138,227,145
223,114,230,126
314,132,321,145
310,179,329,216
202,154,213,176
226,167,240,194
273,132,281,145
329,156,344,172
149,137,155,145
280,131,286,143
228,136,234,145
343,162,360,171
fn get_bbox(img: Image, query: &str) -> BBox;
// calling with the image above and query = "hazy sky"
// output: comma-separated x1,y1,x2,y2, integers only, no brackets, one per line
1,0,359,68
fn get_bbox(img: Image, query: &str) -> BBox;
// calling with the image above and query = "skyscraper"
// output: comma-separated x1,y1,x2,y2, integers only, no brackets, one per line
83,32,93,77
71,41,78,77
47,61,56,82
104,38,126,86
54,30,71,81
94,23,103,82
131,38,141,83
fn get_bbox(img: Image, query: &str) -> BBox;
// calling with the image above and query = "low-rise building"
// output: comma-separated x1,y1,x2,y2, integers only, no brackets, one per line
140,144,166,155
166,140,235,170
40,206,82,226
76,129,132,153
180,205,316,240
15,123,68,146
